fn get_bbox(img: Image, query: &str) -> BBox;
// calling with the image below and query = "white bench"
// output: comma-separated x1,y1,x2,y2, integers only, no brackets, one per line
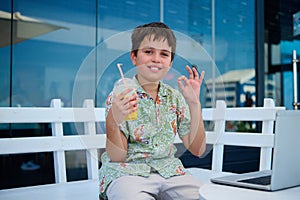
0,98,284,200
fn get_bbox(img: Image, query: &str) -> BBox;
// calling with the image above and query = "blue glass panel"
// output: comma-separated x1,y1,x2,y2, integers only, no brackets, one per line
96,0,160,106
215,0,255,73
164,0,255,108
11,0,96,107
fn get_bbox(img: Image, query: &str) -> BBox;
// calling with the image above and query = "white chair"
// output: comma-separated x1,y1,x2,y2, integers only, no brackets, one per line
188,98,285,183
0,99,106,200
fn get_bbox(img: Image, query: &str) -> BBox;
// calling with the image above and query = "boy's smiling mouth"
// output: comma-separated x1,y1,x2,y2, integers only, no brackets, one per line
148,65,162,72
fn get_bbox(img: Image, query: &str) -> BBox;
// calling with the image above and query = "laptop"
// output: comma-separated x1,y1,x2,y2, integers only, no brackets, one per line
211,110,300,191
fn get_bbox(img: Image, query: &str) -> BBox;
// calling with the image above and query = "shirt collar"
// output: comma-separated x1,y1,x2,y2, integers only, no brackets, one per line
133,75,170,97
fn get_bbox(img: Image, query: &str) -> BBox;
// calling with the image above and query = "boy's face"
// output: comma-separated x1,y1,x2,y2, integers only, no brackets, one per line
130,35,173,84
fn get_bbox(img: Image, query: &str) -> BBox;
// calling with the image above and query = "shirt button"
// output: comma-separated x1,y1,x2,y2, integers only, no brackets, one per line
154,144,158,147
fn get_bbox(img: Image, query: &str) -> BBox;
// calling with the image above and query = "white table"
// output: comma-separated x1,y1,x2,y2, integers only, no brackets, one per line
0,180,99,200
199,183,300,200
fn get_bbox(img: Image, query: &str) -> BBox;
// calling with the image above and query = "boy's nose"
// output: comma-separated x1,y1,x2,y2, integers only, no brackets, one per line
151,52,160,63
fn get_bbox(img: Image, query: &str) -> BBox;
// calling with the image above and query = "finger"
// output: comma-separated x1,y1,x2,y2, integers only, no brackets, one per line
177,76,185,91
192,67,199,79
129,93,138,101
199,70,205,84
129,98,138,108
185,65,194,79
177,76,190,89
192,65,200,78
130,104,138,112
124,101,132,110
124,100,138,116
182,75,190,85
122,95,136,107
119,88,134,99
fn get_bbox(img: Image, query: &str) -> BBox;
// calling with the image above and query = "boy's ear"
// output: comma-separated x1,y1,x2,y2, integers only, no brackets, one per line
130,51,137,66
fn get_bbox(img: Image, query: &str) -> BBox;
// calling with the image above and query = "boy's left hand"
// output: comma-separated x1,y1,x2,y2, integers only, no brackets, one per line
177,65,205,104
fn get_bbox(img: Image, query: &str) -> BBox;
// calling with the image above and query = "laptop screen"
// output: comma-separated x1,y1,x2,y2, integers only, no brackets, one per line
270,110,300,190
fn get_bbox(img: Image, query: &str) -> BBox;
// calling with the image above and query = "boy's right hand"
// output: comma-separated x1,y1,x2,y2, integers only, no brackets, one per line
111,89,138,125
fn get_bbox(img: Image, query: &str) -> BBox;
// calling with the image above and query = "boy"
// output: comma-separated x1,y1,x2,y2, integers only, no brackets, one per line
99,22,206,200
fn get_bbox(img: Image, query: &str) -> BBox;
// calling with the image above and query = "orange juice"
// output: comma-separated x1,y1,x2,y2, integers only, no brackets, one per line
114,78,138,121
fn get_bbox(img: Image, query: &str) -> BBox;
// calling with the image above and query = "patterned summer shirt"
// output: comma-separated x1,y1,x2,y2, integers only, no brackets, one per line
98,76,191,198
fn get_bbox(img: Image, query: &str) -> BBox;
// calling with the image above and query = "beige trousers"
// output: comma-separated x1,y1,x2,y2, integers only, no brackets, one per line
106,173,202,200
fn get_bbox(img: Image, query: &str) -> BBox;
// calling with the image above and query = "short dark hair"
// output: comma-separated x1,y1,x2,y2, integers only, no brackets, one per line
131,22,176,61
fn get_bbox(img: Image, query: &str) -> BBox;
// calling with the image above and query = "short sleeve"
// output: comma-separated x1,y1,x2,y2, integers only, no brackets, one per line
105,92,129,139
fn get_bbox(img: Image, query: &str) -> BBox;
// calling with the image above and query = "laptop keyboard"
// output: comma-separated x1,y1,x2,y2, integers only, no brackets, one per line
238,175,271,185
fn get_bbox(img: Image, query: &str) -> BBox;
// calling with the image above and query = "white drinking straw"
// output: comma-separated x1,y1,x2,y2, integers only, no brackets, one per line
117,63,125,84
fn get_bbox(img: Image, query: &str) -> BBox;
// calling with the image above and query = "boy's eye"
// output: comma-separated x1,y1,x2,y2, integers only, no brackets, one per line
142,48,171,57
144,50,153,54
161,52,170,57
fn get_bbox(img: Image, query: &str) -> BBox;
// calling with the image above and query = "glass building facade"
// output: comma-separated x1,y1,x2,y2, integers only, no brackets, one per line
0,0,299,189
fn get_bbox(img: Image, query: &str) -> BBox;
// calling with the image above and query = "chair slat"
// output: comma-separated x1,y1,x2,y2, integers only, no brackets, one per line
0,135,106,154
0,107,98,123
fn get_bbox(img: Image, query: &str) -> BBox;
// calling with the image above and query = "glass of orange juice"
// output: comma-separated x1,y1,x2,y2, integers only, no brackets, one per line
113,78,138,121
